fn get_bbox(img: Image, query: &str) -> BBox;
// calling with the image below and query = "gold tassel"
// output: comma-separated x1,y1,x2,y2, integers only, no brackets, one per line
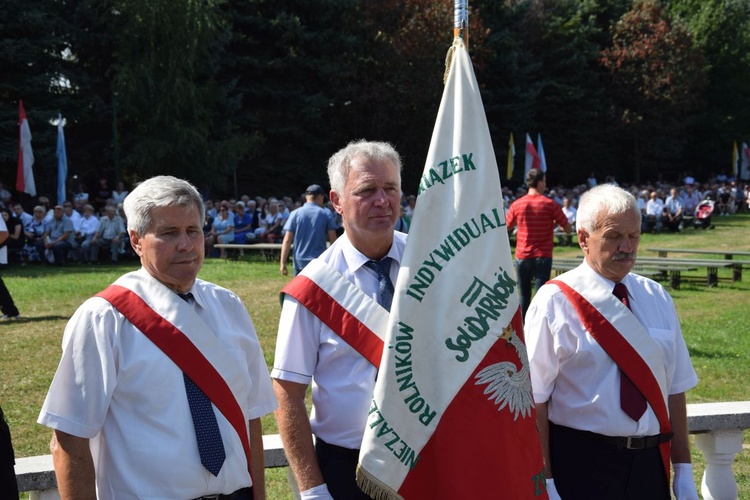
444,33,466,84
356,463,405,500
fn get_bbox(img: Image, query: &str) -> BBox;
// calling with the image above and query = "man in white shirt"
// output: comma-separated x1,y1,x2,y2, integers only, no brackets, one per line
38,176,276,499
525,184,699,500
12,203,32,228
645,191,665,233
273,141,405,500
77,204,100,263
663,188,684,232
559,197,577,246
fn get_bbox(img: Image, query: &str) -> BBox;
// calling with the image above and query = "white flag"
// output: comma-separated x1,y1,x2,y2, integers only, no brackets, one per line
357,38,547,500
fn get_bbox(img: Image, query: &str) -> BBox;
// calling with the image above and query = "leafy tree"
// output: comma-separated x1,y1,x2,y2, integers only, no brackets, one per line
600,0,707,182
523,0,613,186
217,0,366,198
110,0,244,191
0,0,75,199
670,0,750,178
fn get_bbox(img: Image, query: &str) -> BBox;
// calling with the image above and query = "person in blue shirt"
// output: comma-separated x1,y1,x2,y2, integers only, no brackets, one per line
279,185,338,276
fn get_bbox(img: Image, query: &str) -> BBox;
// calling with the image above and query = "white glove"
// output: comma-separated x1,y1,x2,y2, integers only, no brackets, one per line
673,463,699,500
546,478,562,500
300,483,334,500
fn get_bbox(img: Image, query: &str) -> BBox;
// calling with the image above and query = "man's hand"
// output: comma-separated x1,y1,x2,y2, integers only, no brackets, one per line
280,262,288,276
545,478,562,500
300,483,334,500
673,463,699,500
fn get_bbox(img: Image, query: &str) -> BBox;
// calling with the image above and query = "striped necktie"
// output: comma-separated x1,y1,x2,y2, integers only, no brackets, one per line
178,292,226,476
364,258,394,311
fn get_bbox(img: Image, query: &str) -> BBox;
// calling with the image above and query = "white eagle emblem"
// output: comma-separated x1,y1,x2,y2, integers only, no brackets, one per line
474,324,534,420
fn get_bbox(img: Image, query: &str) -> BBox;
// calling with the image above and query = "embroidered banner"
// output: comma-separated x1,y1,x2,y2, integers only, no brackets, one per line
357,38,548,499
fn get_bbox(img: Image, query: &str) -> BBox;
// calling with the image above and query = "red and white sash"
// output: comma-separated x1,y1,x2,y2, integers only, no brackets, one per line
96,271,254,477
280,258,389,367
549,272,672,478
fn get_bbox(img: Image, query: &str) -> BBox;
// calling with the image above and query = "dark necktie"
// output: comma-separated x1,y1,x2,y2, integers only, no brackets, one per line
612,283,648,421
178,292,226,476
364,258,394,311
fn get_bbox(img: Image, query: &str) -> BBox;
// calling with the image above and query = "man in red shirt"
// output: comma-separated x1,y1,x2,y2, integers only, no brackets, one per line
506,169,572,320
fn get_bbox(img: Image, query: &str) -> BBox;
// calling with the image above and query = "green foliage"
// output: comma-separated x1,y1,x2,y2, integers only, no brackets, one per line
600,0,708,182
4,0,750,199
670,0,750,174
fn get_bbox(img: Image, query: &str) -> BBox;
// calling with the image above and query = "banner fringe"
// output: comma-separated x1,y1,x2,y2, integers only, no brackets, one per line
356,464,404,500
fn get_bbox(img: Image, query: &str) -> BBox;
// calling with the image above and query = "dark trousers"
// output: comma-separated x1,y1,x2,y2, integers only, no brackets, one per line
315,438,369,500
515,257,552,321
550,423,669,500
0,278,19,317
0,406,19,499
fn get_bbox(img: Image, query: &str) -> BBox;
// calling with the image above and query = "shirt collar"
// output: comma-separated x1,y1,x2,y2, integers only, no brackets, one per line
580,259,634,301
340,231,401,274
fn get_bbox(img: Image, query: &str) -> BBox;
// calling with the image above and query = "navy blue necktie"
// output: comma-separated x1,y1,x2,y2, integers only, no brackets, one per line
178,293,226,476
364,258,394,311
612,283,647,421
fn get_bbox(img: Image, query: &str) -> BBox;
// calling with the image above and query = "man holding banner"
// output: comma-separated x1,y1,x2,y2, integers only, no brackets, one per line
526,184,699,499
272,140,405,499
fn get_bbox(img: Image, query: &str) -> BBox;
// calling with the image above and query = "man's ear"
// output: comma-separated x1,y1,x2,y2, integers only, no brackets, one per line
129,230,143,256
330,191,344,215
577,229,589,253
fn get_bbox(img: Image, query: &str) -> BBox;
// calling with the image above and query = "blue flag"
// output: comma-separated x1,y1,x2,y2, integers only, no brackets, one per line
56,114,68,205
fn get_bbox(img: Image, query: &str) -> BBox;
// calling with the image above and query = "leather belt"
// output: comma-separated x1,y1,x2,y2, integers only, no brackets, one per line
194,487,253,500
555,424,672,450
316,437,360,459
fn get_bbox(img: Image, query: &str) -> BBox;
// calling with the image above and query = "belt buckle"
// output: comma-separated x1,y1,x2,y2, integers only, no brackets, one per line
625,436,644,450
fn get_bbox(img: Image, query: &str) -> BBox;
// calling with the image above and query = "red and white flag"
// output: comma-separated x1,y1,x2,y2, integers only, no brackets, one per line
357,38,548,499
17,100,37,197
524,133,541,177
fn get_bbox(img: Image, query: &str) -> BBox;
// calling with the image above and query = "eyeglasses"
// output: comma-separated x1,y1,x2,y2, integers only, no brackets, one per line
219,207,227,211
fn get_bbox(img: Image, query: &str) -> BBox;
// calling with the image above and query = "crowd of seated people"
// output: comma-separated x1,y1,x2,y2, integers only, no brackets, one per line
0,186,132,266
1,171,747,266
503,172,749,236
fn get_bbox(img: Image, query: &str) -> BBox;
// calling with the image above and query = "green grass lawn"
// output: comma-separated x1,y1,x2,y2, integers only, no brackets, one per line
2,214,750,498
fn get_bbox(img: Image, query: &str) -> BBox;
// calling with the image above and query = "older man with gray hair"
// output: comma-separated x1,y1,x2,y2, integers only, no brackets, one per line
39,175,276,499
273,140,405,499
525,184,699,499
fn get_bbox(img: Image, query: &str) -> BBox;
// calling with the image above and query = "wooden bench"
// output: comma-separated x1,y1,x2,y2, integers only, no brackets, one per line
647,248,750,282
552,257,697,289
638,257,750,286
647,247,750,260
214,243,284,261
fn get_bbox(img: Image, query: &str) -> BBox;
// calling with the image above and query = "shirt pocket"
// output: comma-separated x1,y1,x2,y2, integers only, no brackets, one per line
647,327,676,377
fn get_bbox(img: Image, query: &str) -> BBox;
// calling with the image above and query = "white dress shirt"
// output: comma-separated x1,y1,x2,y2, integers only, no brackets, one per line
272,232,406,449
525,261,697,437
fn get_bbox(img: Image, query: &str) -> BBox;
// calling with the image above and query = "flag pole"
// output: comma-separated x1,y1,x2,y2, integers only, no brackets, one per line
454,0,468,48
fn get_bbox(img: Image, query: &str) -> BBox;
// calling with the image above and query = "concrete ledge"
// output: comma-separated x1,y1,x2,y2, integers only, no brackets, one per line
15,401,750,493
687,401,750,433
15,433,289,493
15,454,55,493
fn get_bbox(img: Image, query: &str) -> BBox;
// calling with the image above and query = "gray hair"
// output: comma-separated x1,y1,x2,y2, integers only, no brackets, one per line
327,140,402,195
577,184,640,233
123,176,204,236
